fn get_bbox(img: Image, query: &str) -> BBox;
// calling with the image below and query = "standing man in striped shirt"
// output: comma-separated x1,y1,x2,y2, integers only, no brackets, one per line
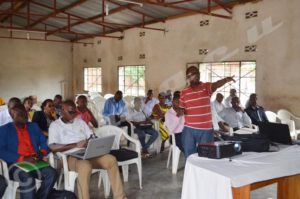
180,66,235,157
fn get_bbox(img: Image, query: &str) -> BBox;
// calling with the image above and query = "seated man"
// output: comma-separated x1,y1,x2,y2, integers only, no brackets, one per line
103,90,131,137
219,97,252,130
0,104,57,199
224,89,237,108
0,175,7,198
53,94,63,117
0,97,22,126
245,93,269,125
49,100,126,199
211,93,225,114
128,97,158,157
165,96,184,152
76,95,98,128
142,89,158,117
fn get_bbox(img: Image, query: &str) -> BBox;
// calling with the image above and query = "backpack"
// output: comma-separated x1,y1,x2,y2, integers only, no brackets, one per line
48,189,77,199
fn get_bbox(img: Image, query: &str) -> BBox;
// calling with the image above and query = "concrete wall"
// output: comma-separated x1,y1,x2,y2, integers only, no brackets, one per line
73,0,300,116
0,31,73,102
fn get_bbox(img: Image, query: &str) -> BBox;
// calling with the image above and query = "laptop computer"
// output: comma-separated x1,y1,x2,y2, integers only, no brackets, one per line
258,122,293,145
68,135,115,160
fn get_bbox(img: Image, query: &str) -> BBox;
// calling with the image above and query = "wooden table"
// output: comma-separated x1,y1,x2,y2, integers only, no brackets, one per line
181,146,300,199
232,174,300,199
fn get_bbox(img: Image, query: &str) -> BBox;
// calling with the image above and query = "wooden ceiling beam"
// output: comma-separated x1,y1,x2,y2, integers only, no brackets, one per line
45,3,137,36
0,0,26,22
135,0,232,19
26,0,87,28
108,0,165,23
211,0,232,14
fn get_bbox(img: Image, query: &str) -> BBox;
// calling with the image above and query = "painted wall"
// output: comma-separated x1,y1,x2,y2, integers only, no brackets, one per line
73,0,300,116
0,31,73,103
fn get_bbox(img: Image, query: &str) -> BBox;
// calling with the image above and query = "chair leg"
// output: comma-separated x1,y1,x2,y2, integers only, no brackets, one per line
122,165,129,182
166,145,172,168
172,147,181,174
57,169,63,189
137,160,143,189
102,171,111,198
12,182,18,199
98,172,102,188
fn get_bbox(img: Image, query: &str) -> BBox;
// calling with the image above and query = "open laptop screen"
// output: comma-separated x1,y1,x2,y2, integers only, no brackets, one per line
258,122,293,145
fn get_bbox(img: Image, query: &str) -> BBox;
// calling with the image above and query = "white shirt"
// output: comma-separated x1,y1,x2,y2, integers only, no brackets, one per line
211,104,224,130
212,100,225,113
48,118,93,145
142,97,158,117
128,107,147,122
219,107,252,129
224,96,233,108
0,109,12,126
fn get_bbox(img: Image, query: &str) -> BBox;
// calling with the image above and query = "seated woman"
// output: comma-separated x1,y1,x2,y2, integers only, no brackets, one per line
32,99,57,137
76,95,98,128
165,95,184,152
151,92,171,152
23,97,34,121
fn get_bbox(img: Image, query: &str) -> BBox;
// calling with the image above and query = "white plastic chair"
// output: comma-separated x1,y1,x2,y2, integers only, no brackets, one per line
277,109,300,139
104,94,114,100
49,152,111,198
0,159,16,199
94,125,142,189
166,133,182,174
0,105,7,112
123,96,134,108
265,111,278,123
0,159,41,199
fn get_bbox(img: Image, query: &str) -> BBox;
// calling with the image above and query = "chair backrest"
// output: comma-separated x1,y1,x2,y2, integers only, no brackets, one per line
265,111,278,123
277,109,292,120
104,94,114,100
94,125,123,150
123,96,134,108
0,159,9,180
0,105,7,112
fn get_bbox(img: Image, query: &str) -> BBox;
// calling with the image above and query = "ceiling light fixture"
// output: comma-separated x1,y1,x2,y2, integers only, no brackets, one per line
115,0,143,7
105,4,109,15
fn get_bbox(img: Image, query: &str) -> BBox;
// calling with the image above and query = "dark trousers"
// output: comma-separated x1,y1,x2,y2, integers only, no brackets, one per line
175,133,184,152
134,126,159,150
118,121,131,136
9,166,57,199
0,175,7,198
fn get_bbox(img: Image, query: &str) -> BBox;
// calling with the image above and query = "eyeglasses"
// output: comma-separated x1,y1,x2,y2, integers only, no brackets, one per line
186,73,197,79
67,110,77,115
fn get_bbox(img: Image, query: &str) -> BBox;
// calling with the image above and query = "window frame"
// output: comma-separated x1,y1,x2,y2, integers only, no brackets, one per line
198,60,256,105
118,65,146,96
83,66,102,93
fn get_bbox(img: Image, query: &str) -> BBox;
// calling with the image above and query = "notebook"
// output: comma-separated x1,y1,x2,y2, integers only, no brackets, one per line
15,161,49,172
68,135,115,160
258,122,293,145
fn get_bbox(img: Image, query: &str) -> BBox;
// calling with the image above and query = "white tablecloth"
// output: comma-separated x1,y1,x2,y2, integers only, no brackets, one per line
181,145,300,199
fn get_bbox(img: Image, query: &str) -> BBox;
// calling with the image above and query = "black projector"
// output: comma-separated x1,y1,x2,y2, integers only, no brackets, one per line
198,141,242,159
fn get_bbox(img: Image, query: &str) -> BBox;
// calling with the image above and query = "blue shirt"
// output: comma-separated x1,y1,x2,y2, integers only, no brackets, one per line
102,97,128,117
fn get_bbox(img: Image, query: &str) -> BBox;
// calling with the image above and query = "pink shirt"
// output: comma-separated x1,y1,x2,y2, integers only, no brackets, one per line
165,108,185,134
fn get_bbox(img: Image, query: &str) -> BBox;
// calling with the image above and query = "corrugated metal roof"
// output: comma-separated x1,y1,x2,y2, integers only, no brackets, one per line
0,0,256,42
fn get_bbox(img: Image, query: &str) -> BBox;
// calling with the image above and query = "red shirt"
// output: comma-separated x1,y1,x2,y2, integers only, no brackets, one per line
76,109,93,125
179,82,213,129
16,125,36,162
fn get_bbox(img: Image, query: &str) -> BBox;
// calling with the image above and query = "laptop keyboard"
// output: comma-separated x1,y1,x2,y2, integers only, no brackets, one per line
71,149,85,156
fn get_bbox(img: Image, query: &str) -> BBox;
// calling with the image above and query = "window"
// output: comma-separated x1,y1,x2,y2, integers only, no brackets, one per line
118,65,145,96
199,61,256,106
84,67,102,92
